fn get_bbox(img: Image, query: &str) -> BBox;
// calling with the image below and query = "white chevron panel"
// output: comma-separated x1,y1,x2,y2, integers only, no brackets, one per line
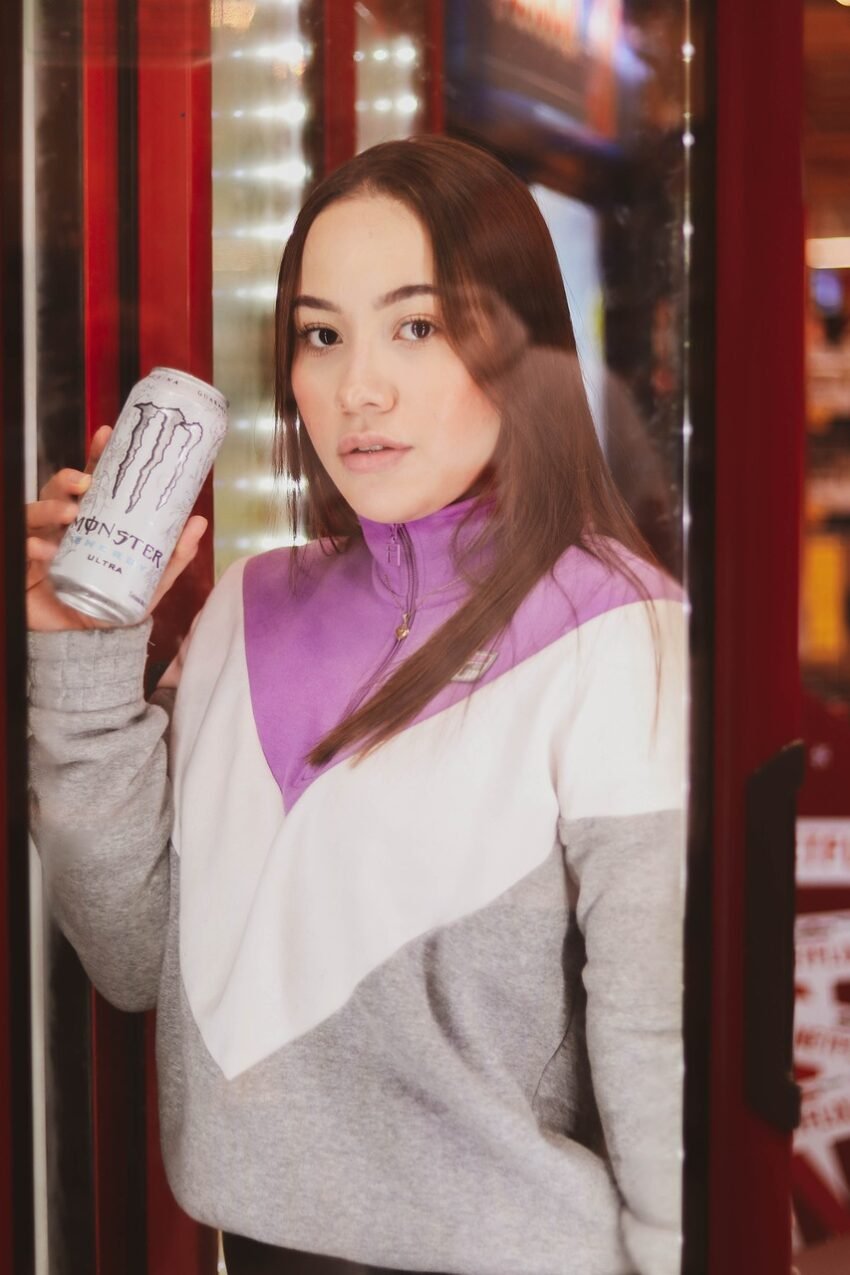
171,561,686,1079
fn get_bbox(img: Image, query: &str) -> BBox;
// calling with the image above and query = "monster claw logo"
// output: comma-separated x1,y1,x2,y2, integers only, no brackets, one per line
112,401,204,513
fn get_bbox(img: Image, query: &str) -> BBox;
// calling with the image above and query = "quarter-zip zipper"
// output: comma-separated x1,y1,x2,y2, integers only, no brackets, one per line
344,522,418,719
394,523,417,639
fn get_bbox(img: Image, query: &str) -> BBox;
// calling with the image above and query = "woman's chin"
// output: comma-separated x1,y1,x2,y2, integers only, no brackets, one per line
346,473,494,524
337,480,443,526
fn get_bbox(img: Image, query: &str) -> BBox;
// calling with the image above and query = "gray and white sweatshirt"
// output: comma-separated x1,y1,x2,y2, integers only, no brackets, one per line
28,497,687,1275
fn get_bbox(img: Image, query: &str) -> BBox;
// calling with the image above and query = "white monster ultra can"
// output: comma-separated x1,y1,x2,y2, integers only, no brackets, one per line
49,367,228,625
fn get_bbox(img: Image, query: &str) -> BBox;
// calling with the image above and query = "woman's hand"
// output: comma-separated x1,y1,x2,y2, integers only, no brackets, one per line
26,424,208,633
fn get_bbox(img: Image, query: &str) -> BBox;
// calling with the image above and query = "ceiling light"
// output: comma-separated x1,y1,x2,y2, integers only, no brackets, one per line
807,238,850,270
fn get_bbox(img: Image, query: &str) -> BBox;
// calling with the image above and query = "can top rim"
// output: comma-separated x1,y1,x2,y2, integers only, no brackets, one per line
150,366,227,405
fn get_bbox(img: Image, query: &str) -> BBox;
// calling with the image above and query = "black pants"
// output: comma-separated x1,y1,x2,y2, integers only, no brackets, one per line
221,1231,447,1275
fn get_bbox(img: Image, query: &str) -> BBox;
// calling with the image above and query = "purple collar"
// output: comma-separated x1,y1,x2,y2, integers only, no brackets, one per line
357,494,495,613
242,497,680,812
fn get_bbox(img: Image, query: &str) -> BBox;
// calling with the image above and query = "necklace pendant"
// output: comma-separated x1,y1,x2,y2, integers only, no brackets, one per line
395,614,411,640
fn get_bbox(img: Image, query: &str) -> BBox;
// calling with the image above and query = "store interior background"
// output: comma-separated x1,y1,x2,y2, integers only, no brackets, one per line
792,0,850,1258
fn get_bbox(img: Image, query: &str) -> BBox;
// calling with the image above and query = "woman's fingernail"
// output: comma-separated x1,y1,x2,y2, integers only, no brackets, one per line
74,474,91,489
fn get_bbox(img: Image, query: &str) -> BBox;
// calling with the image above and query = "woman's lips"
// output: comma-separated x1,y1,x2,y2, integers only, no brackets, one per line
340,446,412,473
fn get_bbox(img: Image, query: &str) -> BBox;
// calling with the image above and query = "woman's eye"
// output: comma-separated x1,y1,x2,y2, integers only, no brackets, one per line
298,326,339,350
399,317,437,342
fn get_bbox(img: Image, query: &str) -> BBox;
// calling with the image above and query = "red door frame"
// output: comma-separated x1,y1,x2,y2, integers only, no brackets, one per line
81,0,217,1270
136,4,217,1269
136,0,216,652
322,1,356,171
711,0,805,1270
1,0,35,1263
82,7,144,1269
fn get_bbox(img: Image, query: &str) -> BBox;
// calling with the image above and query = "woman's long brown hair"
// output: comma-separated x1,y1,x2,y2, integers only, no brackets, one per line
273,135,658,765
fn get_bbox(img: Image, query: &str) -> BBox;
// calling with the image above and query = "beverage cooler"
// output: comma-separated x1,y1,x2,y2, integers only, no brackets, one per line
0,0,809,1272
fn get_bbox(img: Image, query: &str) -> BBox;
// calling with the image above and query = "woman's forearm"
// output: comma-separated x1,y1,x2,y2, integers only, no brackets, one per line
28,620,173,1011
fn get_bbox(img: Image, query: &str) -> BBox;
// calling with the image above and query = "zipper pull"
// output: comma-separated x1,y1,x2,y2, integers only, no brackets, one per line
395,613,411,640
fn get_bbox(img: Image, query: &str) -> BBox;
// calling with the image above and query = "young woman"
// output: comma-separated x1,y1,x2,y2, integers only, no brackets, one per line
27,135,686,1275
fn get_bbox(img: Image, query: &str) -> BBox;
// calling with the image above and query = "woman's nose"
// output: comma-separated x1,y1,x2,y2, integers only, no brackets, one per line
335,350,395,414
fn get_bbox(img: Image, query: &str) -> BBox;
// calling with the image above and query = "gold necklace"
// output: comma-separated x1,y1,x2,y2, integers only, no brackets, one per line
375,568,462,640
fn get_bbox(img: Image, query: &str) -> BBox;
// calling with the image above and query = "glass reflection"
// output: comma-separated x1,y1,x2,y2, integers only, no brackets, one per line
23,0,695,1271
216,1,691,1264
211,1,689,584
354,3,427,149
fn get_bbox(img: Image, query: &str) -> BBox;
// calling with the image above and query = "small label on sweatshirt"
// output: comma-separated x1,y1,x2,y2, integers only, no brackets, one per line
450,650,498,683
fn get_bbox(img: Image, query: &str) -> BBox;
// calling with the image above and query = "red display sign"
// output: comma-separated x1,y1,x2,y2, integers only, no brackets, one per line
794,913,850,1242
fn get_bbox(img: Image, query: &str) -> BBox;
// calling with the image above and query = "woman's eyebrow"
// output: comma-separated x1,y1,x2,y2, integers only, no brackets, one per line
292,283,439,313
292,293,341,313
376,283,438,309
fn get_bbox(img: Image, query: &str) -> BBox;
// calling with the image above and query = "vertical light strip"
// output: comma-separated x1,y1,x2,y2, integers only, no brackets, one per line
681,0,693,632
210,3,311,568
21,0,49,1269
26,847,47,1275
678,0,694,1110
22,0,38,501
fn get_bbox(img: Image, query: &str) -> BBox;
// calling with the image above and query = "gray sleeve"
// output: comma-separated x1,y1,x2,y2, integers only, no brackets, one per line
561,809,685,1275
555,599,687,1275
27,620,174,1012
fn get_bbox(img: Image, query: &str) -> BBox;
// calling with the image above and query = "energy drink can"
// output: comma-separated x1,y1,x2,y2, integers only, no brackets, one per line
49,367,228,625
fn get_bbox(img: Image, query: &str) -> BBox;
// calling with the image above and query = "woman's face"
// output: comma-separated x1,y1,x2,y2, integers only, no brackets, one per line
290,194,501,525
